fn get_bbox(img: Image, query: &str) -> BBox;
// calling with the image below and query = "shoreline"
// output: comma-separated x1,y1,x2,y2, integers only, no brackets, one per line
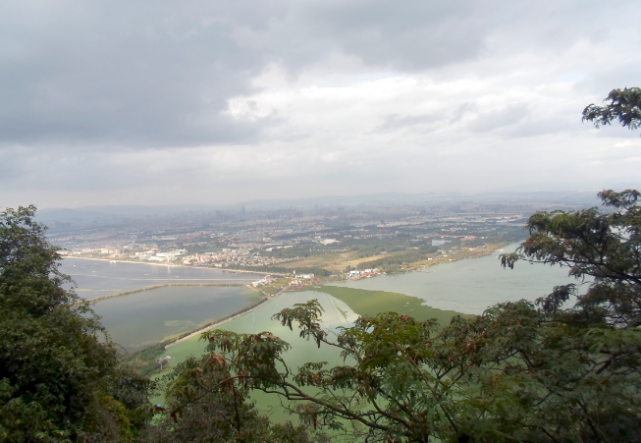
164,290,284,349
88,244,519,355
63,256,285,276
85,282,246,304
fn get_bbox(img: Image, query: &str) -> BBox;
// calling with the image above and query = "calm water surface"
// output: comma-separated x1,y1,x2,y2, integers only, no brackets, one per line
59,258,265,350
330,243,581,314
61,258,264,299
93,285,259,351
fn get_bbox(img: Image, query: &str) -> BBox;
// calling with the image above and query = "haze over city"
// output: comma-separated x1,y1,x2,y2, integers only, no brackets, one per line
1,0,640,209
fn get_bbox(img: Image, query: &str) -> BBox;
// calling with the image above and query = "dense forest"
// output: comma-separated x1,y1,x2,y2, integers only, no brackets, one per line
1,88,641,442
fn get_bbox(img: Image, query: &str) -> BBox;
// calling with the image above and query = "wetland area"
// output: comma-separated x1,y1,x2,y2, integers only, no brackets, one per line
62,244,578,428
64,241,577,361
330,243,575,314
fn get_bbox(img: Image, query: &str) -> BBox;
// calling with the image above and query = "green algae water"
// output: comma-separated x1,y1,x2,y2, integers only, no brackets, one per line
156,291,360,427
158,291,358,372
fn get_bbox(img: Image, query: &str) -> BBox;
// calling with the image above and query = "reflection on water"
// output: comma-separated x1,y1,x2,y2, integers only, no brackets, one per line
330,243,580,314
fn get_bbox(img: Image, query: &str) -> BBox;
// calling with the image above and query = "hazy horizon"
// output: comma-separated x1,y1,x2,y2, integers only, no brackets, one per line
24,189,602,219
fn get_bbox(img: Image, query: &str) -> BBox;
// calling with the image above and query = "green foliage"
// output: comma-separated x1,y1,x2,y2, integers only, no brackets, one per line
119,344,168,378
0,206,152,442
583,87,641,132
501,188,641,328
193,293,641,441
140,355,323,442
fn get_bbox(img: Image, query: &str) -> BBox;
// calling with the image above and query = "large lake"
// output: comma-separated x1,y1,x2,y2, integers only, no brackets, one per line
64,248,582,351
61,258,264,299
60,258,265,350
330,243,581,314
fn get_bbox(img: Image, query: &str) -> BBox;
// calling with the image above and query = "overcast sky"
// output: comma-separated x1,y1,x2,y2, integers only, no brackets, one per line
1,0,640,208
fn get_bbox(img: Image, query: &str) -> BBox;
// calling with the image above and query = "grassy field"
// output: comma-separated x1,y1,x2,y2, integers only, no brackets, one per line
302,285,471,326
258,278,291,295
284,253,390,271
268,242,507,274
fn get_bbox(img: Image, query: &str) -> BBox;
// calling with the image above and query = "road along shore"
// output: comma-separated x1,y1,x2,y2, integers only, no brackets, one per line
64,256,287,276
84,282,245,304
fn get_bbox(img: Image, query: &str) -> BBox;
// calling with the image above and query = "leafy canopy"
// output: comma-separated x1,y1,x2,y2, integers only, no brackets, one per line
0,206,151,443
140,354,321,443
583,86,641,132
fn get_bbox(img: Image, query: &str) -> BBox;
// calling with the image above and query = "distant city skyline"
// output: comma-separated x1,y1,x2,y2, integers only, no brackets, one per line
1,0,640,208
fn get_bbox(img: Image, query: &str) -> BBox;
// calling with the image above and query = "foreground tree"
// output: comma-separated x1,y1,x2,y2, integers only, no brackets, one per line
140,355,320,443
501,188,641,327
0,206,151,442
583,86,641,132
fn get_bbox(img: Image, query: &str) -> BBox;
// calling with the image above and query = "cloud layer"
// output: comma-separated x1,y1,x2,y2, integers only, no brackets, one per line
1,0,640,207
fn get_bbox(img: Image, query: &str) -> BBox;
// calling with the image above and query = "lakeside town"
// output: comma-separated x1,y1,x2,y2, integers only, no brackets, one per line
45,194,597,287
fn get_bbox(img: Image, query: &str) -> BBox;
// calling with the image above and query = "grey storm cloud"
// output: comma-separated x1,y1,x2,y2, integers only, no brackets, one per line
0,1,282,148
2,0,636,150
1,0,640,208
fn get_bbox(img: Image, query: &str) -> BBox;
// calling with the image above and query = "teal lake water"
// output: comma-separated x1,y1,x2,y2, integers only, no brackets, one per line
60,258,265,350
67,247,581,353
330,243,581,314
93,285,260,351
